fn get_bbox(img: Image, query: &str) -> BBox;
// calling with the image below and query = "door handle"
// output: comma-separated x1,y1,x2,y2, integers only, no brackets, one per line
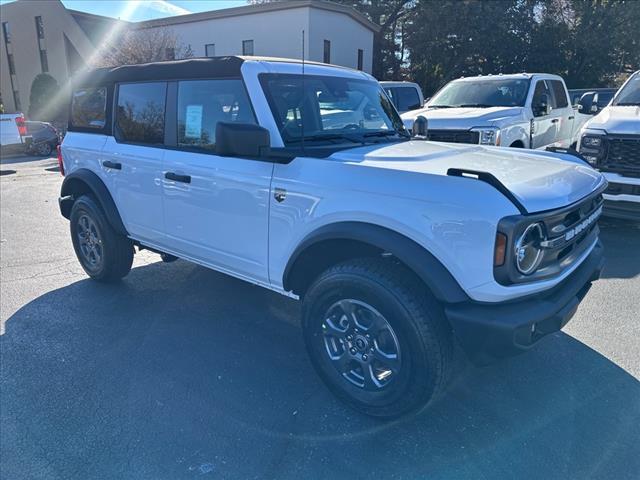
568,116,575,120
165,172,191,184
551,119,559,124
274,188,287,203
102,160,122,170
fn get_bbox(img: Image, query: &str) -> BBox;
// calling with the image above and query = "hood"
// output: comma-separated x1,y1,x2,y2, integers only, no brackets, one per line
331,141,605,213
401,106,524,129
583,106,640,135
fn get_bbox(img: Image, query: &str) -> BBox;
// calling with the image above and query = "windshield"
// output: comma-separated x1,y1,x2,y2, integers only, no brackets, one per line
612,73,640,106
260,74,407,146
429,78,530,108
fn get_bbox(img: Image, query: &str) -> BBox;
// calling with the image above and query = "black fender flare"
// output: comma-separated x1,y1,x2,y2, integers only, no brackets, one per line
59,169,128,236
283,222,469,304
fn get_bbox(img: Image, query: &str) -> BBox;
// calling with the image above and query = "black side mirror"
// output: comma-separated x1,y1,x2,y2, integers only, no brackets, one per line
578,92,597,115
215,122,270,157
533,93,549,117
412,115,428,138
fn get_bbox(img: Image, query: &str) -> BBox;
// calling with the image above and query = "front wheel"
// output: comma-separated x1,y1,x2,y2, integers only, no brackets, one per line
70,195,133,282
302,258,452,418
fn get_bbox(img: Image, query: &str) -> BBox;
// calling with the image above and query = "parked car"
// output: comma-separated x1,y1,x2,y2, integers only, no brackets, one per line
568,88,617,110
24,121,60,156
402,73,593,149
58,57,606,418
381,81,424,113
577,70,640,221
0,112,26,153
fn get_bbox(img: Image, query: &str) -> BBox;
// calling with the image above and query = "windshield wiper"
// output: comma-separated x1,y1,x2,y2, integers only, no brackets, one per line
457,103,494,108
287,133,363,144
428,105,454,109
363,130,409,139
615,102,640,106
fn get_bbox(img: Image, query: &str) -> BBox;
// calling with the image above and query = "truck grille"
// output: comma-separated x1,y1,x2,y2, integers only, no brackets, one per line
601,136,640,177
427,129,479,144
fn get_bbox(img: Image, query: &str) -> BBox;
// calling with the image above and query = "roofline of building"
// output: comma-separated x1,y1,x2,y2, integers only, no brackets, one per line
132,0,381,33
66,8,131,24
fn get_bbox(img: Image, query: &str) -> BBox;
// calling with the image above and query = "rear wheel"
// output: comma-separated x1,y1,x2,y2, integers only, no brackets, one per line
70,195,133,282
302,258,452,418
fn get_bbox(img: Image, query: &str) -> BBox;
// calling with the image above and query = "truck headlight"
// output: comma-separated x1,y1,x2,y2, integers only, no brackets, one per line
515,223,544,275
578,131,606,166
471,127,501,146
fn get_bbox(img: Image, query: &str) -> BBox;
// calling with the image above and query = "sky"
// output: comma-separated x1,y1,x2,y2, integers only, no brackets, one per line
0,0,249,21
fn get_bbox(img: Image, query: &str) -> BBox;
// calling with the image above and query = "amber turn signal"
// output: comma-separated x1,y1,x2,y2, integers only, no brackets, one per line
494,232,507,267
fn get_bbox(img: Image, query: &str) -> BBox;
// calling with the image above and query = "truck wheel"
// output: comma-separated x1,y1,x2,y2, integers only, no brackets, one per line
302,258,452,418
70,195,133,282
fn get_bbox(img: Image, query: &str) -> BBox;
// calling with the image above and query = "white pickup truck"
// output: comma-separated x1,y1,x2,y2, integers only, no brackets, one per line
402,73,592,150
578,70,640,220
0,112,26,152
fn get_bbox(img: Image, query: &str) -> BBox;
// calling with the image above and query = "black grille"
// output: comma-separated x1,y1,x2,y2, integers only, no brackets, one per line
427,129,479,144
601,136,640,177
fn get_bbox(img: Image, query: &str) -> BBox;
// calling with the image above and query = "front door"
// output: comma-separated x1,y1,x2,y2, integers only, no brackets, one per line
531,80,557,149
162,78,273,284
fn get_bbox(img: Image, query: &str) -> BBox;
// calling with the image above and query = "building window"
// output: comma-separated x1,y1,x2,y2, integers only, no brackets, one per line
116,82,167,145
323,40,331,64
205,43,215,57
242,40,253,56
357,49,363,71
34,16,49,72
2,22,21,111
35,16,45,39
165,48,175,60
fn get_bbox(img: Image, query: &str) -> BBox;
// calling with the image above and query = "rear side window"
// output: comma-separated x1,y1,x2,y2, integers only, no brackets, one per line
116,82,167,145
550,80,568,108
177,79,255,150
71,87,106,129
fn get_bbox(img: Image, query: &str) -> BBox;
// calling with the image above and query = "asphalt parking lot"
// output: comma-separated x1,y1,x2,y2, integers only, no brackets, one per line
1,155,639,480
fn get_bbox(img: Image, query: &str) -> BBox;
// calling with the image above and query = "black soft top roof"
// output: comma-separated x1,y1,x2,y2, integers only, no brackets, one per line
76,56,245,86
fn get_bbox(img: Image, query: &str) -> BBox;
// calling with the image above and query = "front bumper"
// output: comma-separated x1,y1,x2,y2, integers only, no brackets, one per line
445,240,604,364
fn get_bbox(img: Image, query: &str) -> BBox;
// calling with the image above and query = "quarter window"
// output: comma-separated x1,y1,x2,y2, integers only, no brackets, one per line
177,79,256,150
71,87,106,129
116,82,167,144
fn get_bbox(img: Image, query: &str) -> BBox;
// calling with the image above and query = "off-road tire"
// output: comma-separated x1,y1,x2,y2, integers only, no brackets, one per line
302,257,453,418
70,194,133,282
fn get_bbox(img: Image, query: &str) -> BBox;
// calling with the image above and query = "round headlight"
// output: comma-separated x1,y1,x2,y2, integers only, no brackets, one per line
515,223,544,275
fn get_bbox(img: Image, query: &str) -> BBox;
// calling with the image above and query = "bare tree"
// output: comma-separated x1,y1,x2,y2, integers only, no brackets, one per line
94,27,193,67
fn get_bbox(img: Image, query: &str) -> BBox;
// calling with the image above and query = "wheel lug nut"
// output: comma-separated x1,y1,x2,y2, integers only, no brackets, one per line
350,348,357,355
370,347,374,353
365,334,370,339
362,354,368,361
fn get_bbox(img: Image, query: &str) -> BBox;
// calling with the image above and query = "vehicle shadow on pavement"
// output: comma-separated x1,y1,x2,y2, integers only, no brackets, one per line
1,261,639,480
598,218,640,279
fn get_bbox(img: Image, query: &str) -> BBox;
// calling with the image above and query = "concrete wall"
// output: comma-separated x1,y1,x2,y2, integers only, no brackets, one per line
0,0,96,114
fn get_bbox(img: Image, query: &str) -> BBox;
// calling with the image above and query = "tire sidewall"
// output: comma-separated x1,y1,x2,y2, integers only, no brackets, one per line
70,196,111,279
302,268,438,416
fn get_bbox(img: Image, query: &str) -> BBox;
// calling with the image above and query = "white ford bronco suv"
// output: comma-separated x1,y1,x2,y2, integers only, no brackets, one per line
58,57,606,417
577,70,640,221
401,73,591,150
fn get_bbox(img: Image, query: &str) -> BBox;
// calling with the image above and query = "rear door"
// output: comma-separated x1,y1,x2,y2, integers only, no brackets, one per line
548,79,574,147
102,81,167,245
161,78,273,284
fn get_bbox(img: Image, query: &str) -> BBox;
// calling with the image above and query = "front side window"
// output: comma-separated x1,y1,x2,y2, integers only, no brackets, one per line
613,73,640,106
116,82,167,144
177,79,256,150
71,87,106,129
260,74,406,146
392,87,421,112
531,80,552,115
549,80,568,108
430,78,530,108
